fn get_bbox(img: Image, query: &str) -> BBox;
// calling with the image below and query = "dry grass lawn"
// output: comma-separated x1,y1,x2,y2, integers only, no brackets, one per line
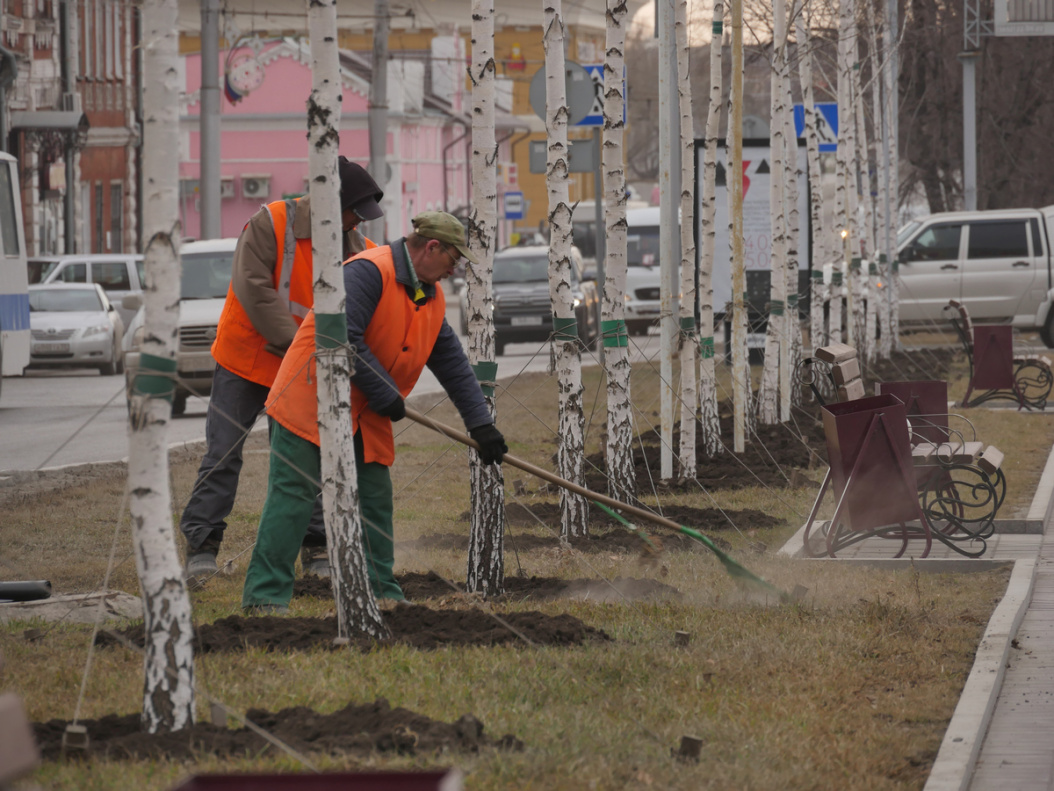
2,340,1051,789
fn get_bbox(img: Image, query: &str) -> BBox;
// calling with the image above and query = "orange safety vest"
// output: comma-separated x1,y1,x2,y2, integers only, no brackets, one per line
212,198,322,387
266,245,447,466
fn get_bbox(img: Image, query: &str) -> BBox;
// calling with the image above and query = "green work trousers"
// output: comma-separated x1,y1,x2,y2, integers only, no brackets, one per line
241,422,404,609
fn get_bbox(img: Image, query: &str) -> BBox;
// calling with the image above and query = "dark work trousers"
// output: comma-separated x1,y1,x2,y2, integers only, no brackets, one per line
180,363,326,551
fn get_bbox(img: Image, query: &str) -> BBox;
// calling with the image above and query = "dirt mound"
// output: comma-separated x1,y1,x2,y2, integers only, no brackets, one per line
295,572,683,603
451,505,781,537
33,697,523,761
97,604,610,653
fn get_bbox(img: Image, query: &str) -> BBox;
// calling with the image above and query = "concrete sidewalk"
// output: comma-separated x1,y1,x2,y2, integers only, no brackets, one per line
777,444,1054,791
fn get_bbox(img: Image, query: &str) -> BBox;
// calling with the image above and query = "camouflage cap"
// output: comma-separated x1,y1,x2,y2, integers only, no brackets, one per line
410,211,478,265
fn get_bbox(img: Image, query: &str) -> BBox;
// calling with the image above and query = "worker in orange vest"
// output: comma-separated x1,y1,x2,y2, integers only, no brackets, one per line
242,211,507,612
182,157,384,582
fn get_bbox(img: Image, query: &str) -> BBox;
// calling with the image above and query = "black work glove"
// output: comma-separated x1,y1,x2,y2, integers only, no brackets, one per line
469,424,508,465
375,396,405,422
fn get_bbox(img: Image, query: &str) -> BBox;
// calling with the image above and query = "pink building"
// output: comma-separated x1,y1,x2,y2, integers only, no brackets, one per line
179,37,523,244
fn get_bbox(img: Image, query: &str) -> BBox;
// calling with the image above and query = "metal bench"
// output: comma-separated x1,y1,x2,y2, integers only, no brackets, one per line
794,344,999,558
944,299,1053,410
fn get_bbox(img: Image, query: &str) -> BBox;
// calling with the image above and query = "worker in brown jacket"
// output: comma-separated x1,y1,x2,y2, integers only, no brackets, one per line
181,157,383,581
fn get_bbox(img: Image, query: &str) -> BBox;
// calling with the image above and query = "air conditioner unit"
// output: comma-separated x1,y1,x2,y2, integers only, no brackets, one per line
220,176,235,199
241,175,271,200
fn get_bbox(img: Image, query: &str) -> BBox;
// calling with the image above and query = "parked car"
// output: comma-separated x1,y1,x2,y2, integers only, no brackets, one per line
27,283,125,375
459,244,599,356
123,238,236,415
895,206,1054,345
33,253,145,328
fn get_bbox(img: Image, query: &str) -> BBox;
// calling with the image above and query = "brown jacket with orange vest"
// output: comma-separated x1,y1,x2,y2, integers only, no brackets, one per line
211,195,374,388
266,240,492,466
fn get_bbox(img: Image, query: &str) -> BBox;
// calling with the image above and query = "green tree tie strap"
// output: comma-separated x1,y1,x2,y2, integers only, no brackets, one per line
129,353,177,402
832,271,844,286
769,299,784,317
552,316,579,343
601,318,628,348
869,262,879,276
471,361,498,398
850,257,862,271
811,269,824,281
679,316,696,333
788,293,798,309
712,20,723,34
314,311,349,349
699,335,715,359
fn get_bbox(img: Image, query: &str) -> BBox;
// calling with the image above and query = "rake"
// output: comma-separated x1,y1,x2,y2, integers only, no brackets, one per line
405,407,785,599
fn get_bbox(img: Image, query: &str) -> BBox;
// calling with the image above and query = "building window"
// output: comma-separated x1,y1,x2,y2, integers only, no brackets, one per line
94,182,104,252
109,182,123,252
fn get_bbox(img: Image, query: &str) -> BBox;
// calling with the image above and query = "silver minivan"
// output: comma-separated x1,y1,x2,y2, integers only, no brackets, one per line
32,253,144,328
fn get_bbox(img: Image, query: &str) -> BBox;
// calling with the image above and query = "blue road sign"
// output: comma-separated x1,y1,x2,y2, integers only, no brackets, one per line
503,191,525,220
792,103,838,152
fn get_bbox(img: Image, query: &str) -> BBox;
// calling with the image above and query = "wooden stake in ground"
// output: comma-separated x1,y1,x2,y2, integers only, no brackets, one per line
675,0,698,478
698,1,724,457
465,0,506,596
601,0,637,502
308,0,387,640
127,0,194,733
544,0,589,538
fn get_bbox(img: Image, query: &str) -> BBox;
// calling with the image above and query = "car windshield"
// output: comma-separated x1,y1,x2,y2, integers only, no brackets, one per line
493,254,550,284
27,260,58,284
29,288,103,312
628,226,660,267
181,251,234,299
896,221,921,248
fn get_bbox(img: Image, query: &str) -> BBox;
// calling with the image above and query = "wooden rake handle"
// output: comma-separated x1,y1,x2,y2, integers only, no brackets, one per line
404,406,685,535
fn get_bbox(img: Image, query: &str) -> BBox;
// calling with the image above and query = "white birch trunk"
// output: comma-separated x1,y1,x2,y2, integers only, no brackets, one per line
308,0,387,639
129,0,194,733
730,0,749,453
675,0,698,478
871,1,891,359
833,0,854,347
797,5,827,351
466,0,506,596
601,0,637,501
867,2,885,260
885,1,900,351
783,46,802,412
758,0,786,426
851,36,870,357
698,1,724,457
544,0,588,538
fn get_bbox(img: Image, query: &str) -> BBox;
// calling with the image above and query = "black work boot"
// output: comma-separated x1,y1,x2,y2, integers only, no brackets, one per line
184,537,222,581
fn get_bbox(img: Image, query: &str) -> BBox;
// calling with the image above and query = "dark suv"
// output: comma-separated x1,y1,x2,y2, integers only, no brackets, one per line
458,245,599,356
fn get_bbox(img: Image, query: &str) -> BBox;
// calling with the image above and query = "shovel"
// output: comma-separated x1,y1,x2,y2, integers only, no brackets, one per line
405,407,785,598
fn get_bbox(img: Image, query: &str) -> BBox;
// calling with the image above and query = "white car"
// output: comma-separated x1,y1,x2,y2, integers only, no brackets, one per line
28,283,125,375
123,238,236,414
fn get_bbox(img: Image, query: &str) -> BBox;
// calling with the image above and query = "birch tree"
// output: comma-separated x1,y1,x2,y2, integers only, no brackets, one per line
868,0,891,359
730,0,750,453
758,0,787,426
832,0,855,346
852,35,870,357
127,0,194,733
698,0,724,457
465,0,506,595
675,0,698,478
783,40,803,412
309,0,387,639
544,0,589,538
797,3,828,352
884,0,900,352
601,0,637,502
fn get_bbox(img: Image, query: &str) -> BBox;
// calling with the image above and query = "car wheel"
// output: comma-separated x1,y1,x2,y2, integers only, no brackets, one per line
495,339,506,356
100,352,117,377
172,393,187,416
628,320,649,337
1042,309,1054,349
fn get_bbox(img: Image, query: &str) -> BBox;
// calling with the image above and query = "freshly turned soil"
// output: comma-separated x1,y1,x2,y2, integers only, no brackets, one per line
97,604,611,654
294,571,685,604
33,697,523,761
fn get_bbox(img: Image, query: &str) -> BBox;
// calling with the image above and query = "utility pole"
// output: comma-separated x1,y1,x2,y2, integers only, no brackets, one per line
367,0,390,242
961,0,991,211
199,0,220,239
